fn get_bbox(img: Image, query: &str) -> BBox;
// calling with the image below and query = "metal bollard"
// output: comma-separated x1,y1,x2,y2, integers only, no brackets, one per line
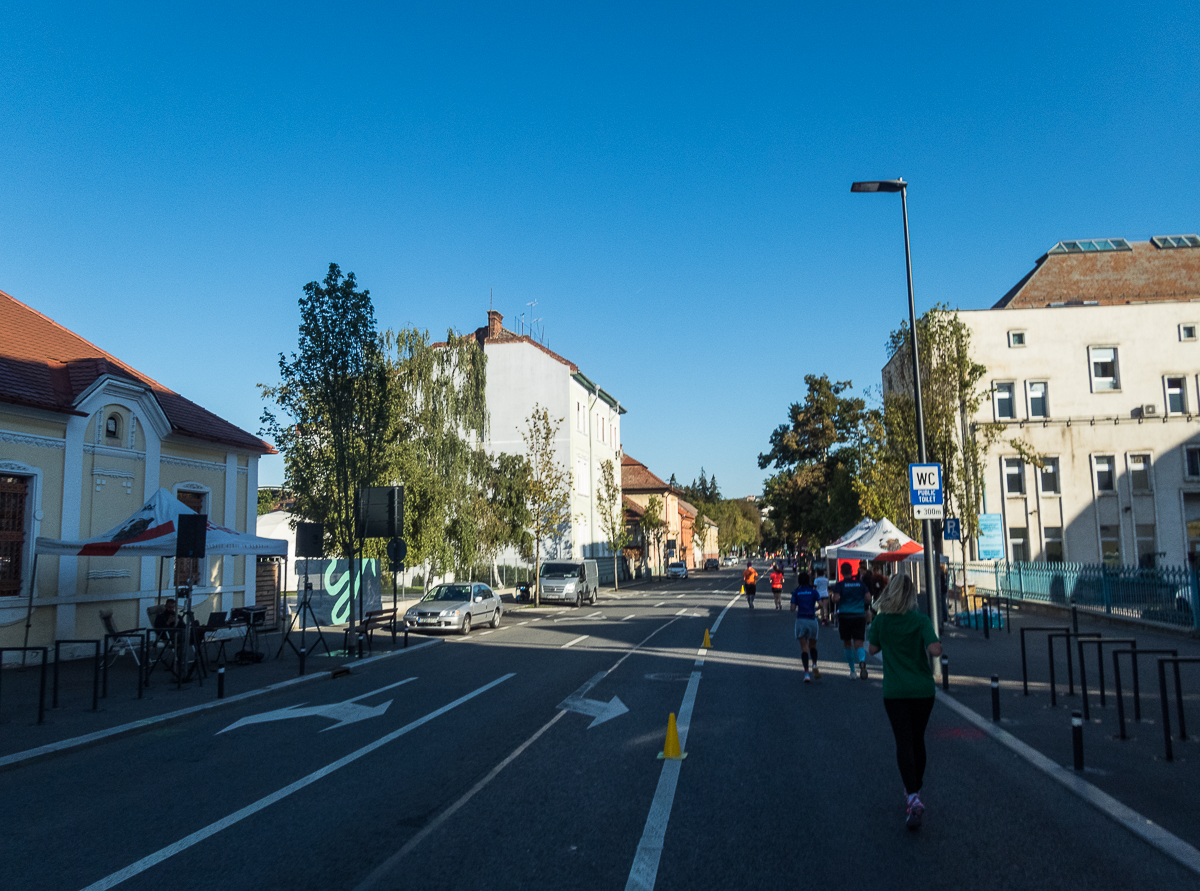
1072,710,1084,770
299,647,307,676
940,656,949,691
357,633,364,659
992,675,1001,722
217,667,226,699
403,627,409,649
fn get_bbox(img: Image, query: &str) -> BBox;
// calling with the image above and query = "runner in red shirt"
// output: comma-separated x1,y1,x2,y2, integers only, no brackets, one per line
769,565,786,610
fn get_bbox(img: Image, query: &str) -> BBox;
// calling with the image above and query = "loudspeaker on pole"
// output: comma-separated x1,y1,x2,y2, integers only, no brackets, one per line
176,513,207,558
357,486,404,538
296,522,324,558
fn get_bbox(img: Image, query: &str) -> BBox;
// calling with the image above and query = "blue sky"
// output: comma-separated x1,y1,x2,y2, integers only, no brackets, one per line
3,2,1197,497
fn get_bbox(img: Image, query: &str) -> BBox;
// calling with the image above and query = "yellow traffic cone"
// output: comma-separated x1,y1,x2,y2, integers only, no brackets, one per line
657,712,687,760
702,629,713,649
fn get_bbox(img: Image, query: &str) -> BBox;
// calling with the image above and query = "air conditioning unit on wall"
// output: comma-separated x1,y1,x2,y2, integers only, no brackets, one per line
1141,404,1158,418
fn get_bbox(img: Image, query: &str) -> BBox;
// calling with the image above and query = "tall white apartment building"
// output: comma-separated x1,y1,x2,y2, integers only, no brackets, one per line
467,311,625,559
885,235,1200,567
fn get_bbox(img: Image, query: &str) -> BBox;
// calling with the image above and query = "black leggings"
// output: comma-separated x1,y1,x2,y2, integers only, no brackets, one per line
883,696,935,795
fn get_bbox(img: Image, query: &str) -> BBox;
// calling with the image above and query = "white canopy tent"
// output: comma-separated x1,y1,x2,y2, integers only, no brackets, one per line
822,518,876,560
835,518,948,564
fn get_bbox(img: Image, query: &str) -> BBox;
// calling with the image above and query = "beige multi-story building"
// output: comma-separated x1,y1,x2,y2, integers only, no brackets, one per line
0,289,274,656
884,235,1200,567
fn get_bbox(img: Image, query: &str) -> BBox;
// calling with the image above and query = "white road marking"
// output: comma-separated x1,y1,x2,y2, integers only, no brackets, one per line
653,601,665,608
937,691,1200,877
352,710,569,891
622,615,636,621
561,635,589,649
675,608,687,616
625,671,702,891
78,675,515,891
518,621,530,626
532,617,543,622
558,672,629,727
675,594,685,599
480,630,493,635
217,677,417,734
586,610,603,618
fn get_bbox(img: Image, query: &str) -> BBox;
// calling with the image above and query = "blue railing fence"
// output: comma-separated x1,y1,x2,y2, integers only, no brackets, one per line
960,560,1200,630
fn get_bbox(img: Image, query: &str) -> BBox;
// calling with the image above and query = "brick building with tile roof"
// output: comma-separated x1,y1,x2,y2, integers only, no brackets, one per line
0,288,275,654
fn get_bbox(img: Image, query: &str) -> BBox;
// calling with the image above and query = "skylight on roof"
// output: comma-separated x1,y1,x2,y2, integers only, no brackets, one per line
1048,238,1132,255
1151,235,1200,249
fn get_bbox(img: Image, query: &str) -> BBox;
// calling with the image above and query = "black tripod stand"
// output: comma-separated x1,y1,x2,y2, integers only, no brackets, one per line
277,569,329,659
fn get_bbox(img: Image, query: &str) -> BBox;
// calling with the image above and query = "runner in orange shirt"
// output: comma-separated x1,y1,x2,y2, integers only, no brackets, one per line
743,562,758,610
769,565,786,610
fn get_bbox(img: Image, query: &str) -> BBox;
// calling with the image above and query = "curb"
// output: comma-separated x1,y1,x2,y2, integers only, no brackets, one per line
0,637,442,772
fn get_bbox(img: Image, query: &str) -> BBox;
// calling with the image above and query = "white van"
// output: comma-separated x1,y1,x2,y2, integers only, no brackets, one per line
538,560,599,607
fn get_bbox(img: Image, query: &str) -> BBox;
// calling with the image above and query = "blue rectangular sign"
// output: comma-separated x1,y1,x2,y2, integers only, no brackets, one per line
943,518,961,541
977,514,1005,561
909,463,943,506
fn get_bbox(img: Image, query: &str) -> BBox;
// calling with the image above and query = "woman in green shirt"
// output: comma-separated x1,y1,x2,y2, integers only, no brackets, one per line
867,573,942,830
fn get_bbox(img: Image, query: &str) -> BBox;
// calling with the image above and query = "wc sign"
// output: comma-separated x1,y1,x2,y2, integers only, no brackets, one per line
909,463,944,520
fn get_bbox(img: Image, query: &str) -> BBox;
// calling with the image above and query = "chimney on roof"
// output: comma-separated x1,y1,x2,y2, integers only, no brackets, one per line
487,310,503,338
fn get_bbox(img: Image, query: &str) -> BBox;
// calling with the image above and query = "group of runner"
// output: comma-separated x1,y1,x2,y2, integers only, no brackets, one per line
742,557,942,831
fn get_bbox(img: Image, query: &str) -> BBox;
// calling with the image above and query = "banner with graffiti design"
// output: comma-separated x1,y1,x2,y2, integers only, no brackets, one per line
295,559,381,625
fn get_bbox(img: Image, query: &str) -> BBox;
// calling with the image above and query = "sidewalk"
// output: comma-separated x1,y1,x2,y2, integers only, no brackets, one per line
932,601,1200,856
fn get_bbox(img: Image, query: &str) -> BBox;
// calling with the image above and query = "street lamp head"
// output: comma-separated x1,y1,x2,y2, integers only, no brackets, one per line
851,179,906,193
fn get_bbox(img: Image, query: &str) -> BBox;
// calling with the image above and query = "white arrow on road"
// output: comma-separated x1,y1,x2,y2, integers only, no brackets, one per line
218,677,416,734
558,671,628,728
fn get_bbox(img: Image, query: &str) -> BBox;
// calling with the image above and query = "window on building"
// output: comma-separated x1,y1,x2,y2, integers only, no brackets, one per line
1136,524,1158,568
1043,526,1064,562
1129,454,1152,492
1028,382,1048,419
575,455,590,497
1100,525,1121,565
1004,458,1025,495
0,476,29,597
105,414,121,441
1094,455,1115,492
1166,377,1187,414
995,383,1016,420
1181,324,1197,342
576,402,583,433
1008,331,1026,348
1040,458,1060,495
1186,494,1200,568
1008,526,1029,562
1089,347,1120,391
1187,446,1200,479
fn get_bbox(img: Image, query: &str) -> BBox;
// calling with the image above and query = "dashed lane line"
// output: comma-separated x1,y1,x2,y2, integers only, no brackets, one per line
561,635,589,649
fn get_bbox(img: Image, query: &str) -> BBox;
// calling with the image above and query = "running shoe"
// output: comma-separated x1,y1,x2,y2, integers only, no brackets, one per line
811,666,821,680
859,661,869,680
803,672,811,683
905,795,924,830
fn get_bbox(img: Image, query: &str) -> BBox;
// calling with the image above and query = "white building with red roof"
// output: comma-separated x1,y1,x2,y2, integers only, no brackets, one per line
0,288,275,652
464,311,625,564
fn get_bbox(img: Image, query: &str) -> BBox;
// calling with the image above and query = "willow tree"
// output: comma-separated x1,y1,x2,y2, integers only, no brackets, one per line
385,328,489,590
597,455,630,590
522,405,572,606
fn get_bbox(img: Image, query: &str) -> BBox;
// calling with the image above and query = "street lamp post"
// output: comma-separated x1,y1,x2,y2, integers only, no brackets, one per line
851,178,940,638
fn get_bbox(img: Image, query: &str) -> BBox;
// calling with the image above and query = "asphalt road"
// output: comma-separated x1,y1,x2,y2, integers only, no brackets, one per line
3,568,1196,891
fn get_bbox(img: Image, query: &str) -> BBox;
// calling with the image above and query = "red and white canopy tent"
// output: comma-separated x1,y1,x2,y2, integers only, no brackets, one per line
835,518,948,564
36,488,288,558
25,489,288,647
822,518,877,560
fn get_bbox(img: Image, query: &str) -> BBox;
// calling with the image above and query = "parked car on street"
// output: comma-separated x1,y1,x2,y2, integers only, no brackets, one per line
667,561,688,579
704,558,719,571
538,559,599,606
404,583,501,634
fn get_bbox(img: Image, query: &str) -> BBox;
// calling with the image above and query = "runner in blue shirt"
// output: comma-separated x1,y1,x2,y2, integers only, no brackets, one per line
830,562,873,679
790,571,822,682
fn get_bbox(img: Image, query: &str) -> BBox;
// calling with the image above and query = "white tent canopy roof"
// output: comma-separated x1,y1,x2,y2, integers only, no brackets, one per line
836,517,949,564
822,518,876,558
36,488,288,557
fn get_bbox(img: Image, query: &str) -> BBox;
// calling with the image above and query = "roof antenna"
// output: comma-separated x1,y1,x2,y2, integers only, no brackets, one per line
525,300,537,338
489,287,493,311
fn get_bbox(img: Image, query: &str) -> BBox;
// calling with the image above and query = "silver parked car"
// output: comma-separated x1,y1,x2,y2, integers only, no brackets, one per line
404,583,501,635
667,561,688,579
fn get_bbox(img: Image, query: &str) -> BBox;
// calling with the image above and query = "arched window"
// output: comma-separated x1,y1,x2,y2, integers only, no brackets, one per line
105,414,121,441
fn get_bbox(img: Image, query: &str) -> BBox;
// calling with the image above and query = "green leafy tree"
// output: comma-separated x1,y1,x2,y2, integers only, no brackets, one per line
640,494,667,576
522,405,572,606
863,306,1010,551
759,374,866,552
257,489,278,516
478,452,534,583
260,263,393,624
597,455,631,590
